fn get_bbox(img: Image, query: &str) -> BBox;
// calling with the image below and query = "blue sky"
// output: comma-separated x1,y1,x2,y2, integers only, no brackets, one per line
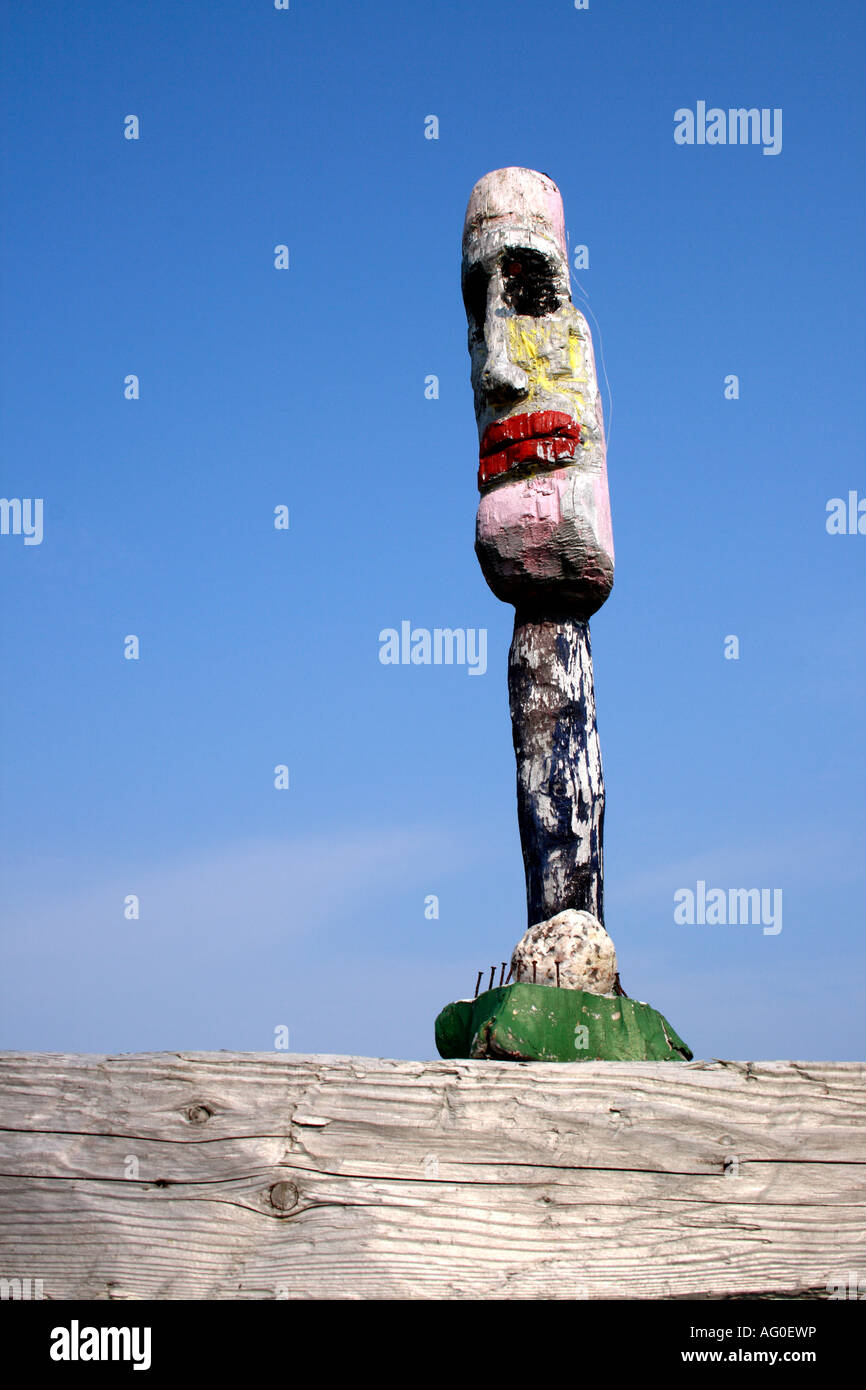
1,0,863,1060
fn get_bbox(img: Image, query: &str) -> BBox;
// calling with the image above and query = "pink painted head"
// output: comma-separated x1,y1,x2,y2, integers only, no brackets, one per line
462,167,614,618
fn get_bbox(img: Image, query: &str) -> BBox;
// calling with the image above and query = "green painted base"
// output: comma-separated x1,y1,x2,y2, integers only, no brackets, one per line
435,982,692,1063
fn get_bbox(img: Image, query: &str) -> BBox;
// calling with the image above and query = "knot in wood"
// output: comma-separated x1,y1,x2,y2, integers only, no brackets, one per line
187,1103,213,1124
269,1181,299,1212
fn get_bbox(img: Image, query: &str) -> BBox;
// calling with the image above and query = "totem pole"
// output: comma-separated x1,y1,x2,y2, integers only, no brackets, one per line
435,168,691,1062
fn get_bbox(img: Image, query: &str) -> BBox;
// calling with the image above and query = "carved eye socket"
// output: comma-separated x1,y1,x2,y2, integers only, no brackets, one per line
462,264,488,343
502,249,561,317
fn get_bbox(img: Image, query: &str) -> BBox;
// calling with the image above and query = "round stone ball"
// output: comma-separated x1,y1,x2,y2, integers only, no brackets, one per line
510,909,617,994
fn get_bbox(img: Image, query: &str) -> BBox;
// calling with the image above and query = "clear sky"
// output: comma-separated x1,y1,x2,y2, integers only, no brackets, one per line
1,0,863,1061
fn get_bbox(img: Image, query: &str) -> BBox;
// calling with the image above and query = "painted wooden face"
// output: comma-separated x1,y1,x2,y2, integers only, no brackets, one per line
462,168,614,618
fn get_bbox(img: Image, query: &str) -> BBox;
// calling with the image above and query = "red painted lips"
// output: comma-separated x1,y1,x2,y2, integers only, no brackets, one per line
478,411,581,487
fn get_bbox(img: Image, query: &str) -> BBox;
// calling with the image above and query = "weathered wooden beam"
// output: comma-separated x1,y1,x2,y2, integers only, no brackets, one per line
1,1052,863,1300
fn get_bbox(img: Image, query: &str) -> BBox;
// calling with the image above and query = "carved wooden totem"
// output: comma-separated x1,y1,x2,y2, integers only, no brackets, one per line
463,167,613,931
434,168,690,1063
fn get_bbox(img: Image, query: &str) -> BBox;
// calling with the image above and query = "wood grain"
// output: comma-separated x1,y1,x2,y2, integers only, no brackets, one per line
0,1053,863,1300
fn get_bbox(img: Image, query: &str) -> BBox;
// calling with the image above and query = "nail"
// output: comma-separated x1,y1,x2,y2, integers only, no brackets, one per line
499,961,506,986
474,970,482,998
532,960,537,983
488,965,496,990
555,961,561,987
